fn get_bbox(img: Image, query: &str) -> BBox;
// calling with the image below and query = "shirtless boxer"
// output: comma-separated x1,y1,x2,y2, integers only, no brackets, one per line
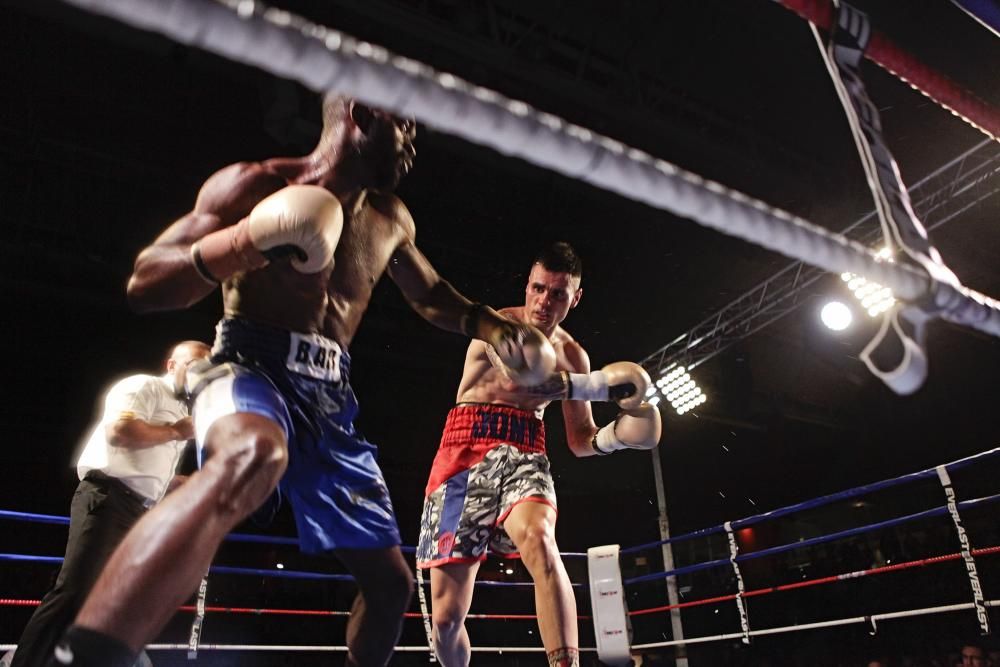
48,94,552,667
417,242,662,667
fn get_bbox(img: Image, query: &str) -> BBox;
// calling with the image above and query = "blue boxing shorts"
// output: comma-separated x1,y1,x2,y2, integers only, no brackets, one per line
191,317,400,553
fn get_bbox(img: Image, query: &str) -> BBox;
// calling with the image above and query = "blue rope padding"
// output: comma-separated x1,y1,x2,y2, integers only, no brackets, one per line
0,554,64,564
0,513,559,558
0,510,69,525
208,565,354,581
620,446,1000,555
0,554,581,588
952,0,1000,34
623,492,1000,586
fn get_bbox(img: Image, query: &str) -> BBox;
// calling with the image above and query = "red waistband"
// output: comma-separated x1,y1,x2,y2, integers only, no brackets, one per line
439,403,546,454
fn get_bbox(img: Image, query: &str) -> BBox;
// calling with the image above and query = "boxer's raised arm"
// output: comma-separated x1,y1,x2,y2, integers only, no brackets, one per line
126,209,228,312
387,237,477,334
389,238,556,383
127,164,297,312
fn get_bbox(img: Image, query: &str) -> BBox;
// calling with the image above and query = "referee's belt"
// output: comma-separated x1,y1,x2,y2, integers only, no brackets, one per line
83,470,156,509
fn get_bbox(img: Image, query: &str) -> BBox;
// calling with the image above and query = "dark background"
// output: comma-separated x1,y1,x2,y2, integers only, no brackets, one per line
1,0,999,665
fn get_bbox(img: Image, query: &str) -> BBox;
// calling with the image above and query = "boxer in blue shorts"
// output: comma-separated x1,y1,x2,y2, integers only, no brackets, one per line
50,94,553,667
417,243,663,667
192,317,401,553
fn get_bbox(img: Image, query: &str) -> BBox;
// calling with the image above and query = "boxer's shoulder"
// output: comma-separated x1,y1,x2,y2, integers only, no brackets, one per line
363,190,415,238
554,332,588,373
195,162,289,221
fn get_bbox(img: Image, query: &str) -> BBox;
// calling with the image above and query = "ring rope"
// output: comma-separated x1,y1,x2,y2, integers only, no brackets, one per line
773,0,1000,139
5,605,994,653
0,554,584,588
0,510,583,558
59,0,1000,340
0,599,590,622
628,544,1000,617
631,600,1000,650
621,446,1000,555
625,490,1000,586
0,644,596,654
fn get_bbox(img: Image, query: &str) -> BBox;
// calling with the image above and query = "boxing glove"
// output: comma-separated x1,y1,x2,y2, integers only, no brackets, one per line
193,184,343,282
486,320,557,387
592,403,662,454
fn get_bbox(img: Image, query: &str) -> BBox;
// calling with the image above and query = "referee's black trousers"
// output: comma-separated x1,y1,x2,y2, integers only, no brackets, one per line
11,473,147,667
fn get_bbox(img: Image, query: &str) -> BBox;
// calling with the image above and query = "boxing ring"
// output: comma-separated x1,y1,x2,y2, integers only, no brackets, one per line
4,0,1000,662
3,446,999,662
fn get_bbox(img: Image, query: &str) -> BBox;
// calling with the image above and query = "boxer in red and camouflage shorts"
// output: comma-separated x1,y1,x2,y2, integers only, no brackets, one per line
417,243,663,667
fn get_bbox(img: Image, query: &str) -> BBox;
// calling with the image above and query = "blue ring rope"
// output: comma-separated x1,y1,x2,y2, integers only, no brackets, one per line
623,491,1000,586
620,446,1000,555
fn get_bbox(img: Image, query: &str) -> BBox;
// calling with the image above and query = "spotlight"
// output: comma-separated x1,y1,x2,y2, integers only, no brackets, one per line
657,364,707,415
840,247,896,317
820,300,852,331
276,563,284,570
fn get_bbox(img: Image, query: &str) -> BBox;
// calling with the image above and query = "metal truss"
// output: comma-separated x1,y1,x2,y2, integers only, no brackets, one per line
640,139,1000,377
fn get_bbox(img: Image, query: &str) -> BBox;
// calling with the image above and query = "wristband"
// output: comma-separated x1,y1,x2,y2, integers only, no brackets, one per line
461,303,485,338
190,242,220,284
592,422,621,455
566,371,609,401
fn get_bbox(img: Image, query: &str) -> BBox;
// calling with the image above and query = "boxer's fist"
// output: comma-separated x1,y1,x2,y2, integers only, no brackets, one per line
247,185,343,273
600,361,651,409
193,185,343,282
487,320,557,387
593,403,662,454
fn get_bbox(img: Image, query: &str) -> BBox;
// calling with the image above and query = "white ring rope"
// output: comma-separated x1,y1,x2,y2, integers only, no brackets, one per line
631,599,1000,650
133,644,595,653
4,602,991,654
60,0,1000,341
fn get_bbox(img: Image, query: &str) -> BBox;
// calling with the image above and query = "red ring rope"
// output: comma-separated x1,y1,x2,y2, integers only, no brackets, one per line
628,544,1000,617
775,0,1000,139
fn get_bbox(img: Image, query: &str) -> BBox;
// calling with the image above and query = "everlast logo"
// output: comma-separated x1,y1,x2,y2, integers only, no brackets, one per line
287,332,342,383
471,408,540,451
727,528,751,643
944,486,990,634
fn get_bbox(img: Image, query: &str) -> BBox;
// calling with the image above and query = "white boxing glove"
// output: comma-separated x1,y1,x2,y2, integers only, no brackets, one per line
565,361,651,409
193,185,343,282
593,403,662,454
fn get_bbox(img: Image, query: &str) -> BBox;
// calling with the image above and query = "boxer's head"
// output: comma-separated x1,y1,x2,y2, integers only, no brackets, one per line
319,93,416,191
165,341,211,393
524,242,582,332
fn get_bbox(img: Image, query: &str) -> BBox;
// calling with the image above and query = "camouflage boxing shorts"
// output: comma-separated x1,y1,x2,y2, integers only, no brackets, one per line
416,403,556,567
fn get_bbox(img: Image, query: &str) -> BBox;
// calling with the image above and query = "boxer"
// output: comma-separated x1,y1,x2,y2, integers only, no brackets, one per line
417,242,661,667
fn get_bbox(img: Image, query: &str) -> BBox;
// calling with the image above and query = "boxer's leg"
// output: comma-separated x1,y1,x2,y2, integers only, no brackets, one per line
335,546,414,667
503,500,578,666
428,561,480,667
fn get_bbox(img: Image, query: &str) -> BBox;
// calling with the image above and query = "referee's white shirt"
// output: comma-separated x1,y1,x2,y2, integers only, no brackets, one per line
77,374,189,502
